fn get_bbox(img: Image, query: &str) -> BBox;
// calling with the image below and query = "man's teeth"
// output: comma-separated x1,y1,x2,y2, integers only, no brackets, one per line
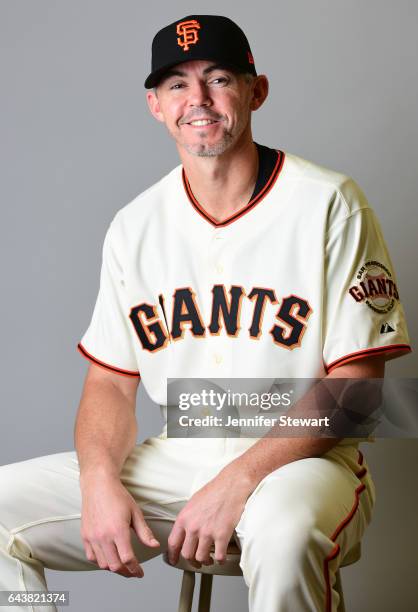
189,119,216,126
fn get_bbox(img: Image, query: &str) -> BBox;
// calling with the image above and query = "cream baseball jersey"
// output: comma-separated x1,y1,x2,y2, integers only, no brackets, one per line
78,143,412,414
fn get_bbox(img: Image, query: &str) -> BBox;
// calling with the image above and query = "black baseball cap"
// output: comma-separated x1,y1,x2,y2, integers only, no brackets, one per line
144,14,257,89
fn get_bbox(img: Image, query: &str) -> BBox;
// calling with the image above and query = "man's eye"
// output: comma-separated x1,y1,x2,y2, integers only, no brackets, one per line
210,77,228,85
170,83,184,90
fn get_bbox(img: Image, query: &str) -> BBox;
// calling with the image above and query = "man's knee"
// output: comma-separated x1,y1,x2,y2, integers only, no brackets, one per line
236,510,328,599
0,453,79,533
0,460,26,506
0,462,28,551
239,505,321,568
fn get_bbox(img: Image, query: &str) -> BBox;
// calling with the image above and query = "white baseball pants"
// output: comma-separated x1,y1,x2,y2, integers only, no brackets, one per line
0,435,375,612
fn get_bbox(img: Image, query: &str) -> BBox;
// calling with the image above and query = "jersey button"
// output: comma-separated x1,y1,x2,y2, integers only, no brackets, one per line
213,353,223,365
215,262,224,273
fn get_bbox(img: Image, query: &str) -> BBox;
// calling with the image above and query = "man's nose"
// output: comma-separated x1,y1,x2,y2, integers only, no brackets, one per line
187,81,212,107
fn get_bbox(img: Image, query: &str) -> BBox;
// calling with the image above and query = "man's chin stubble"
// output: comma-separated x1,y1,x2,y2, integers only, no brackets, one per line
182,132,234,158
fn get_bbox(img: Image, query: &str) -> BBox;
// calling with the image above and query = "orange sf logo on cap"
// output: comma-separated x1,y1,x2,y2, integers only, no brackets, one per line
176,19,201,52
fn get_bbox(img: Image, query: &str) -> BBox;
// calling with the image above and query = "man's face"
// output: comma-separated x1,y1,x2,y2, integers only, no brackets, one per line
146,60,260,157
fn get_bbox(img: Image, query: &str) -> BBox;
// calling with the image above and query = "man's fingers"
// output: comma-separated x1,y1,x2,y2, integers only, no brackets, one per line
167,523,186,565
180,532,202,568
113,529,144,576
132,511,160,548
102,538,143,578
83,540,97,564
194,534,214,566
90,542,108,570
213,537,228,565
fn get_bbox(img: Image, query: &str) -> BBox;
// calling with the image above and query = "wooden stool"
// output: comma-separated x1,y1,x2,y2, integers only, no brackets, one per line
163,540,361,612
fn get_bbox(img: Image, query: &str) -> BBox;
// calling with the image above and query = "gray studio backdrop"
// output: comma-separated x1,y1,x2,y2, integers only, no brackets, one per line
1,1,417,611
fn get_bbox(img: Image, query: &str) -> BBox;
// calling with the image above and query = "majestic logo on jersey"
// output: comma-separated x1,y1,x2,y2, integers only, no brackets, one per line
176,20,201,52
348,260,399,314
129,284,312,353
380,321,395,334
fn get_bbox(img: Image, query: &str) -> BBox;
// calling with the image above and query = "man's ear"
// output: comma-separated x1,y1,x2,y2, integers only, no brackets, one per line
250,75,269,111
146,90,165,123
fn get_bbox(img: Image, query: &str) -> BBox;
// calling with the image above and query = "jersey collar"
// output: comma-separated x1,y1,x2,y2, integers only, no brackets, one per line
181,143,286,228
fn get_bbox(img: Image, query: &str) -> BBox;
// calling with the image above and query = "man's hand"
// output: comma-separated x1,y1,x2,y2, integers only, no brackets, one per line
167,467,251,568
80,472,160,578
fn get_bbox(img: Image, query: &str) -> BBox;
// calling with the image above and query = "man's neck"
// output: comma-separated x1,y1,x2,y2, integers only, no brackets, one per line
179,137,259,223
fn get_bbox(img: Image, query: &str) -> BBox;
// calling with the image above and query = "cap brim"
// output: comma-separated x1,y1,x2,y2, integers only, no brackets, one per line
144,62,185,89
144,57,256,89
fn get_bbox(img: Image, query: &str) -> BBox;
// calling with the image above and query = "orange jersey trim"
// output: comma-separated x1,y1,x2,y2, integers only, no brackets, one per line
77,343,140,378
182,149,285,227
325,343,412,373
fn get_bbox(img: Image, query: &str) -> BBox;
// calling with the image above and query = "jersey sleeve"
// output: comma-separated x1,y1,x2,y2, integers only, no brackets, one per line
323,183,412,373
77,216,140,378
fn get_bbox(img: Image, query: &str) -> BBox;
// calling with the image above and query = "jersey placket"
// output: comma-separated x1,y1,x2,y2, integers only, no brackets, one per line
206,226,231,379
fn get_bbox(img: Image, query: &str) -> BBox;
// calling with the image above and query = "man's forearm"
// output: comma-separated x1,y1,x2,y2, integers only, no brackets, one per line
222,379,344,490
74,378,138,486
219,357,384,495
221,435,342,494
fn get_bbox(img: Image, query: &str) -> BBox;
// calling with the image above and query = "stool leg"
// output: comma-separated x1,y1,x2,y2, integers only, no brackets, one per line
198,574,213,612
178,570,195,612
334,570,346,612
